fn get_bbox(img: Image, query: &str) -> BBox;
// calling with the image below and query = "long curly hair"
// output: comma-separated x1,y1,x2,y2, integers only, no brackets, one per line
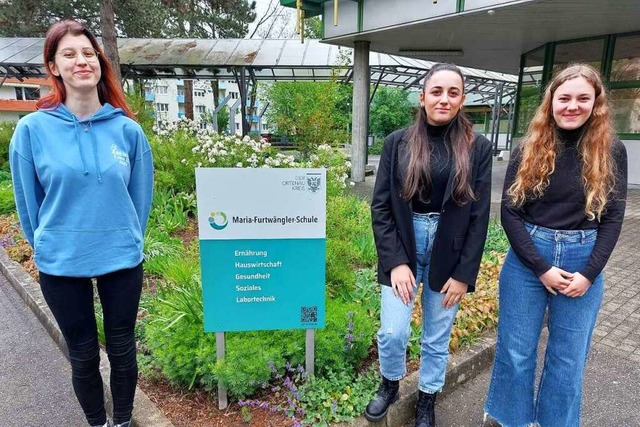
403,63,476,206
508,63,616,220
37,20,136,120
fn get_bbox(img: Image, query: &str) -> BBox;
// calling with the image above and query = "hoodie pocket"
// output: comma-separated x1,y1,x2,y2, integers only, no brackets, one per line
34,228,140,269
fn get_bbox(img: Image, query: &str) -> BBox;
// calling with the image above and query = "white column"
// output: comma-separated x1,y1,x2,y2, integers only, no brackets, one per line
350,41,370,183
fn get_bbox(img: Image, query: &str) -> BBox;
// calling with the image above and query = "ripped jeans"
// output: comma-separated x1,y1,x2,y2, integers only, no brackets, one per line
377,213,460,393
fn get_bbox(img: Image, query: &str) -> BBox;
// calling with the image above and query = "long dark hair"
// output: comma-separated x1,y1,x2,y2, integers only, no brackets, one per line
403,63,475,205
37,20,136,120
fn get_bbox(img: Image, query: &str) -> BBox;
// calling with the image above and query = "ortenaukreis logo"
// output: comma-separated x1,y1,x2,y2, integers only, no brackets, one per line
208,211,228,230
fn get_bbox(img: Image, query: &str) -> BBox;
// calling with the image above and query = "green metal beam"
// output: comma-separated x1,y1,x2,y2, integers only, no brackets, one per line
279,0,325,17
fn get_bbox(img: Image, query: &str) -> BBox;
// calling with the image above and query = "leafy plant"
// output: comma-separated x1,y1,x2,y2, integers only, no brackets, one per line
0,183,16,214
0,121,17,172
297,367,379,425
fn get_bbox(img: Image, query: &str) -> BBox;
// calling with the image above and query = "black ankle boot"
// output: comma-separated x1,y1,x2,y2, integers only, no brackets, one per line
364,377,400,422
415,390,437,427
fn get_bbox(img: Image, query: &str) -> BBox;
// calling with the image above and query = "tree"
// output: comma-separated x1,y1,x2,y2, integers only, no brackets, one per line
369,86,414,138
101,0,121,83
264,81,350,158
0,0,256,39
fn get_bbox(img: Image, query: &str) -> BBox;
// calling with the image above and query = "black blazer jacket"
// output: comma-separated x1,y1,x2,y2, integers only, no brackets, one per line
371,128,492,292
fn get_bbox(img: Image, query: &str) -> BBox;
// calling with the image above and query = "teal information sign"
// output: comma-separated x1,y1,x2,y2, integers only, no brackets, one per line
195,168,326,332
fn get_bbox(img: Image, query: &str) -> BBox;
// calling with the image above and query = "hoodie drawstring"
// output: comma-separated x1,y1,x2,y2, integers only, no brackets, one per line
73,116,90,176
88,121,103,183
73,116,103,183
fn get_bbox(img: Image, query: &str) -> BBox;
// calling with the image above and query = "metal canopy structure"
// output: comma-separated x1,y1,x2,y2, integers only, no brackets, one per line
0,37,517,149
0,37,516,99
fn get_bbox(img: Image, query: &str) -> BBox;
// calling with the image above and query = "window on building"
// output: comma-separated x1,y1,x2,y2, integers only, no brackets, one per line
611,34,640,82
515,46,545,135
178,90,185,97
194,90,205,97
236,123,240,131
157,85,168,94
195,105,206,113
199,121,208,130
14,86,41,100
610,88,640,135
24,87,40,100
552,38,605,77
230,92,239,99
156,103,169,112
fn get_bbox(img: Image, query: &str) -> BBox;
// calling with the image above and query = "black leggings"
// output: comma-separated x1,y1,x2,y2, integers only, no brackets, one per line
39,263,143,426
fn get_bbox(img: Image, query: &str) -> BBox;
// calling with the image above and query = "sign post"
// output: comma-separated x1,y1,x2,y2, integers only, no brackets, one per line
196,168,326,408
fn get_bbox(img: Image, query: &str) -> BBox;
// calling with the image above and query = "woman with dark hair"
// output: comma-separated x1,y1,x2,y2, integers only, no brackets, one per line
365,63,492,427
484,63,627,426
10,20,153,427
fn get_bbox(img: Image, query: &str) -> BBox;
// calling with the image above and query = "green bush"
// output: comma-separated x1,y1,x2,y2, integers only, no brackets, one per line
297,368,379,425
0,121,17,172
367,136,384,155
0,184,16,214
315,298,377,374
325,194,376,294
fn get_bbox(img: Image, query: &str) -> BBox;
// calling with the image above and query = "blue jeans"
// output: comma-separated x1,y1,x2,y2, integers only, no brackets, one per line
378,213,460,393
485,224,603,427
39,263,143,426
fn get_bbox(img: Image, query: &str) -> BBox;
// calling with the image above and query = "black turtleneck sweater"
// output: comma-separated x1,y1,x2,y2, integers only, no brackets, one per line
501,127,628,282
411,123,452,213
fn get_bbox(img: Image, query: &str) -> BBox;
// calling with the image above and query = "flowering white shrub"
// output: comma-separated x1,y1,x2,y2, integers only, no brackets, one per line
152,118,351,195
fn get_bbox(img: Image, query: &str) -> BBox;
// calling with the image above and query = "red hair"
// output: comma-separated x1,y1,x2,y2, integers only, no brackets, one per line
37,20,136,120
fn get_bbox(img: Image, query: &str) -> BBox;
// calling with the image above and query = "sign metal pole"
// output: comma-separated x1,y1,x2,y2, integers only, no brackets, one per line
216,332,228,409
305,328,315,377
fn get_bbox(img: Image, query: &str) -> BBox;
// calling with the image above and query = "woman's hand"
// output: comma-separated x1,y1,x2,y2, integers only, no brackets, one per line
539,266,574,295
560,272,592,298
440,277,468,309
390,264,416,305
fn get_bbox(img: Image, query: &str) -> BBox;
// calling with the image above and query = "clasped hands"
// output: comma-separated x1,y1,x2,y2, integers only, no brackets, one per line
390,264,467,309
539,267,591,297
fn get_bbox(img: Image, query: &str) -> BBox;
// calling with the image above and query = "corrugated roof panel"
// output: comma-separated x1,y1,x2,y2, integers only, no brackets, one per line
226,38,263,66
0,38,41,64
253,40,286,66
201,39,241,65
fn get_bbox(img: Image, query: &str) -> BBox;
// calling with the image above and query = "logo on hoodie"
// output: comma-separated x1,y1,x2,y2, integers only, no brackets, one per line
111,144,129,166
209,211,228,230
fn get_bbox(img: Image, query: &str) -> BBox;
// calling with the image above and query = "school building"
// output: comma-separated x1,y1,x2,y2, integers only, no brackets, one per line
282,0,640,183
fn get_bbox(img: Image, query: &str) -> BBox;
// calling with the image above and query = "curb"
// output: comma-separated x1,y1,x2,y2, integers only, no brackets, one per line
333,331,496,427
0,247,174,427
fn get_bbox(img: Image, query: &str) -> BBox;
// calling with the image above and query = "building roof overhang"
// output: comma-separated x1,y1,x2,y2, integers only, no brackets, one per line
320,0,640,74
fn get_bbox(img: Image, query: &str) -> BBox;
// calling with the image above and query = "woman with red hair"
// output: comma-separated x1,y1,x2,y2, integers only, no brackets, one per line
484,63,627,426
10,20,153,427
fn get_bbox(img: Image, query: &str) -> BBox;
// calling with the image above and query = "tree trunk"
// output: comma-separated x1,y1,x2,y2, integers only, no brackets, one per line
184,79,194,120
100,0,122,84
211,80,220,108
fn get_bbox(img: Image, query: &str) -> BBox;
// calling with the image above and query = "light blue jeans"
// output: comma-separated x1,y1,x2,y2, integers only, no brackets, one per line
484,223,603,427
377,213,460,393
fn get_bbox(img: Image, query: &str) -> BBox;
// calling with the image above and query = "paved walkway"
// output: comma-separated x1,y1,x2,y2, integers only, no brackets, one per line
353,157,640,426
0,273,86,426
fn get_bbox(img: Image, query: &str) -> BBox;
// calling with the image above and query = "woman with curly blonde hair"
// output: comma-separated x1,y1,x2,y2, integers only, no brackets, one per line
484,63,627,426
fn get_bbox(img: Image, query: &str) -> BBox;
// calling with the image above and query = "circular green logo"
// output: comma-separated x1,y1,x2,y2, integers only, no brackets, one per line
208,211,228,230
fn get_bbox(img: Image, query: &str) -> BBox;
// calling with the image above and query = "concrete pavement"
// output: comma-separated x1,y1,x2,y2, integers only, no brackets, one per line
0,248,173,427
0,273,87,426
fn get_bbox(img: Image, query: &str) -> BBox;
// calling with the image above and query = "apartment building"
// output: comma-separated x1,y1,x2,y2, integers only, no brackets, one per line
0,78,51,122
145,79,267,135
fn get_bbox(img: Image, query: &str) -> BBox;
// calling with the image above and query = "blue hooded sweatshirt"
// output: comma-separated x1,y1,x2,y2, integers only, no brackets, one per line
9,103,154,277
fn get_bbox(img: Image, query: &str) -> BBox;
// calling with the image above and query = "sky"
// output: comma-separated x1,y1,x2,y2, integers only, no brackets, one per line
247,0,297,39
